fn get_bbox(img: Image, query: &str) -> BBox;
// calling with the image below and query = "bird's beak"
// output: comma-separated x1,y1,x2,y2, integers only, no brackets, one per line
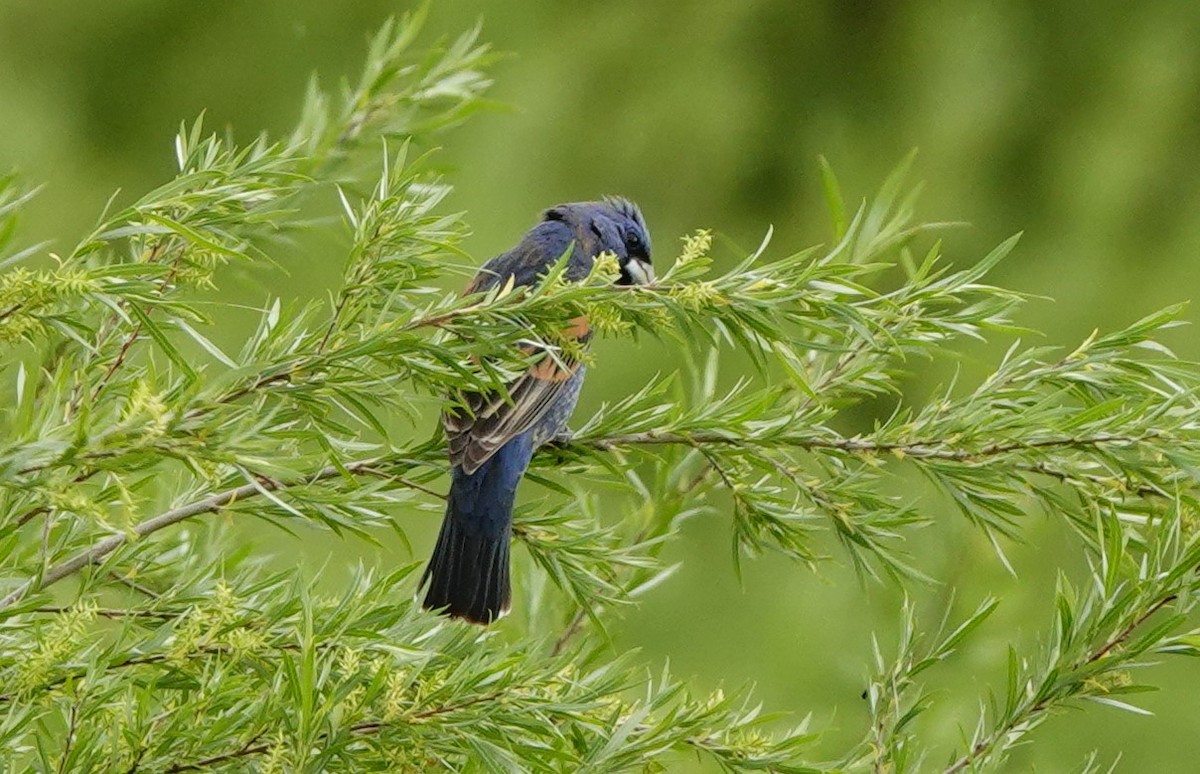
625,258,655,286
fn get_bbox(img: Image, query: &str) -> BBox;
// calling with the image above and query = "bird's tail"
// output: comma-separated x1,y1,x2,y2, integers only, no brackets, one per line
422,514,511,624
422,439,532,624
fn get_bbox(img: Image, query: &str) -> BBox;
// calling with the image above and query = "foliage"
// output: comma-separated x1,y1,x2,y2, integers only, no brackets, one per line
3,11,1200,772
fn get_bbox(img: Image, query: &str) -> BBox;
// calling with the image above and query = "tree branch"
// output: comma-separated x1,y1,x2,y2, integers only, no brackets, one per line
163,731,270,773
2,428,1173,614
942,593,1179,774
163,693,507,772
32,606,180,620
0,459,388,612
568,430,1162,461
65,241,172,418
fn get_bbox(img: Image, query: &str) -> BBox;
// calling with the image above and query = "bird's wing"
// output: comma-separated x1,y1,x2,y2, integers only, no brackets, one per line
445,226,593,474
445,316,589,475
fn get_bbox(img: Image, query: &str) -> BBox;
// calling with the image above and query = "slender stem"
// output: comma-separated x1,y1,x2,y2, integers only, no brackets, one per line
14,505,50,529
551,613,586,657
163,731,270,773
32,606,179,620
1087,595,1176,665
163,693,505,771
87,256,182,405
56,702,79,774
551,458,715,657
186,294,494,414
9,468,102,533
0,428,1172,614
942,593,1178,774
316,221,383,355
571,430,1162,462
0,459,380,612
107,570,162,599
1016,460,1168,500
0,641,303,706
63,241,170,418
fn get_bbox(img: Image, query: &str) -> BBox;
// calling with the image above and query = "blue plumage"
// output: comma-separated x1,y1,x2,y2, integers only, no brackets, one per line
421,199,653,623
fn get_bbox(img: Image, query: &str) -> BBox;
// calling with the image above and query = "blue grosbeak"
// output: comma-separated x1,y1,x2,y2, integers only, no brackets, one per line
422,197,654,623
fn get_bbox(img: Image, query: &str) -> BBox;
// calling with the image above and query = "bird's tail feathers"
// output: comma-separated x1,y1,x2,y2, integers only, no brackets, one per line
421,514,511,624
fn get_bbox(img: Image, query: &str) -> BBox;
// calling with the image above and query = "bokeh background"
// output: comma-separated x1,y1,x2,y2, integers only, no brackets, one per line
3,1,1200,769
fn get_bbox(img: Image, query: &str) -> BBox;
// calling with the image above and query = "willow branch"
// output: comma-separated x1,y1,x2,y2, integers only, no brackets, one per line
163,693,507,772
4,425,1176,613
942,593,1179,774
163,732,270,773
32,606,181,620
0,459,386,612
568,430,1164,462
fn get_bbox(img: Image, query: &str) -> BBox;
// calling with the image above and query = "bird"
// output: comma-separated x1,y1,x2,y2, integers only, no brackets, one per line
421,197,654,624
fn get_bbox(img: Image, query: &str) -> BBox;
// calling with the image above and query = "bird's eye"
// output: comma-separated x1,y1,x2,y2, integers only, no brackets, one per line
625,231,643,254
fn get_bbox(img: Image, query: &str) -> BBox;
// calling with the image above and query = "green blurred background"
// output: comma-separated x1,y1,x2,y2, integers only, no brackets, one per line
3,1,1200,769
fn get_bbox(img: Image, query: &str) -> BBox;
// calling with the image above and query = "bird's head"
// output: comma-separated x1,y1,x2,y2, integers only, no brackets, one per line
543,197,654,286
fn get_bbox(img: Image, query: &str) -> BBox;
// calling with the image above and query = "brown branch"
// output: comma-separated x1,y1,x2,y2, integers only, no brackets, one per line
89,320,145,400
551,613,586,657
108,569,162,599
164,731,270,773
8,468,103,534
551,457,716,657
0,638,304,706
1017,460,1169,500
17,455,113,479
87,254,182,406
61,243,170,419
942,593,1179,774
1,423,1172,614
14,505,51,529
163,693,505,771
196,369,297,414
185,295,495,415
795,335,879,412
1087,594,1177,665
56,702,79,774
0,458,385,612
356,466,446,500
32,606,179,620
569,430,1162,463
315,219,385,356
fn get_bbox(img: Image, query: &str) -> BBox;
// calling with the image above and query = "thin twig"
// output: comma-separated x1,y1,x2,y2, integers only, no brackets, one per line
0,640,300,705
551,457,716,657
32,606,179,620
571,430,1162,462
163,731,270,773
1017,460,1169,500
942,593,1178,774
14,505,51,529
108,570,162,599
357,466,446,500
64,241,170,419
163,693,505,771
0,459,376,612
56,702,79,774
551,612,586,657
185,294,495,415
9,469,102,532
88,257,182,404
1087,594,1177,665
